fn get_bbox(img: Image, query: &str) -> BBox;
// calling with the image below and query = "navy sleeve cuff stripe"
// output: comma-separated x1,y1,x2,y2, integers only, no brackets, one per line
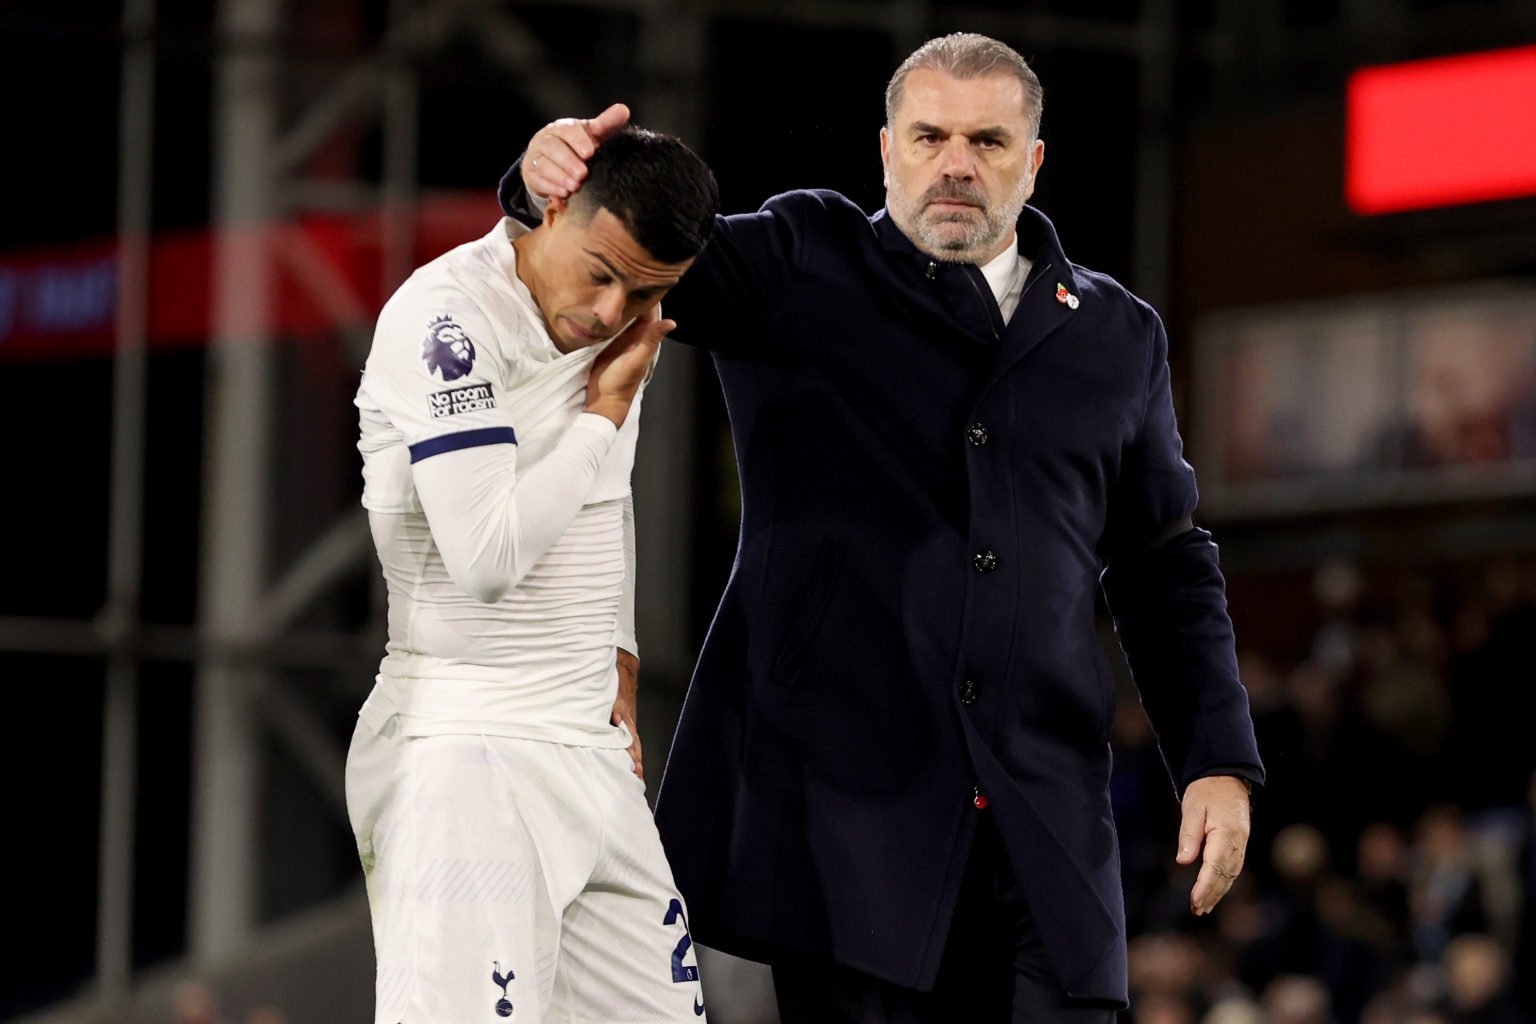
409,426,518,463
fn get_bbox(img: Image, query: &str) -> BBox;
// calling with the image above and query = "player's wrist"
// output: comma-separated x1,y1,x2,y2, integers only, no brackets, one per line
584,397,632,428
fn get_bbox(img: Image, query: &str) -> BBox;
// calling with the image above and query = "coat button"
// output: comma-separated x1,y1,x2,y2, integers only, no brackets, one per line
958,679,978,704
966,423,989,446
973,550,999,573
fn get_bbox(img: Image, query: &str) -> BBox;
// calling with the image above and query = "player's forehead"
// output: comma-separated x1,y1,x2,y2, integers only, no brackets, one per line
894,68,1030,135
574,207,693,287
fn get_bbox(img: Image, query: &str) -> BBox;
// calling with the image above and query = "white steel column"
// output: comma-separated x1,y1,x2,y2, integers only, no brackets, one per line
190,0,282,965
96,0,156,1004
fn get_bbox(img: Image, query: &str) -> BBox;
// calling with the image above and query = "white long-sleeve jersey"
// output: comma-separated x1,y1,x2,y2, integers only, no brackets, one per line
354,217,645,748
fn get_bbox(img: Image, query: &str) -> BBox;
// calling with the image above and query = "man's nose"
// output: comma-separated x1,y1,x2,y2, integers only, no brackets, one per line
938,136,977,179
593,286,626,330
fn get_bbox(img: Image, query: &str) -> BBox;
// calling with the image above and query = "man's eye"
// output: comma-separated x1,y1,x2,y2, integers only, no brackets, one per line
591,273,612,286
974,137,1003,151
918,134,942,145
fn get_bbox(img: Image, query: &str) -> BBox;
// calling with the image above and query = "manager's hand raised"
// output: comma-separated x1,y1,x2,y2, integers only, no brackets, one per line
523,102,630,201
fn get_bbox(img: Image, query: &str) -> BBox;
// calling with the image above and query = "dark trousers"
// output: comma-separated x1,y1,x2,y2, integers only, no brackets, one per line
771,814,1121,1024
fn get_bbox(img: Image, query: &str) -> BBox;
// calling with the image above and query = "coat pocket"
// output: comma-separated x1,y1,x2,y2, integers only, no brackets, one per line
768,537,847,688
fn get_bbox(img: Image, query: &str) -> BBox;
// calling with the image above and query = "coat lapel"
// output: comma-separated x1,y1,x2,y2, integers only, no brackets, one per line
981,207,1080,393
872,211,998,347
870,205,1082,385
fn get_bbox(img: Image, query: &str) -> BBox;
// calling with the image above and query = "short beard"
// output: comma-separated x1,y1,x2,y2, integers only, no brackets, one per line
888,175,1032,264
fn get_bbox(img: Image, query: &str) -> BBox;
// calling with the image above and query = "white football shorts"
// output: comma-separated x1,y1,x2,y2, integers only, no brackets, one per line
346,712,708,1024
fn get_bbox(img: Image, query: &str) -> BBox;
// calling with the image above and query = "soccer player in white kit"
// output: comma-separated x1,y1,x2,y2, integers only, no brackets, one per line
346,118,719,1024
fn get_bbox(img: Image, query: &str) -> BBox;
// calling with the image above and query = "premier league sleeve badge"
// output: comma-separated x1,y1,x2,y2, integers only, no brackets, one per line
422,315,478,381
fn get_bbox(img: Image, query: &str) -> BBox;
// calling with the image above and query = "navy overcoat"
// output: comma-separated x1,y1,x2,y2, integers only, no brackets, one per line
501,180,1265,1004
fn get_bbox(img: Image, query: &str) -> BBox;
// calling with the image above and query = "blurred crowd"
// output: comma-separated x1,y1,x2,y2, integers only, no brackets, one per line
1112,557,1536,1024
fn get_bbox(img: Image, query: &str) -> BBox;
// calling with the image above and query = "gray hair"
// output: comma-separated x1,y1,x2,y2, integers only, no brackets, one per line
884,33,1043,140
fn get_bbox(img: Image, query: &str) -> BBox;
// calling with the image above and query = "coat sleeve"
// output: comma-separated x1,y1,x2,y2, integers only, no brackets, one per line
1099,307,1265,797
499,154,802,356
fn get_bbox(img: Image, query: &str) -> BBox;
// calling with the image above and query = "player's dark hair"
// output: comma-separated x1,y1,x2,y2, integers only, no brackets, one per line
572,127,719,264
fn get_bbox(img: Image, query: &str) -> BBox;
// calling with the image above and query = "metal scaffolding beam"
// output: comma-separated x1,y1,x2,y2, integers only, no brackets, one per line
190,0,283,966
95,0,156,1007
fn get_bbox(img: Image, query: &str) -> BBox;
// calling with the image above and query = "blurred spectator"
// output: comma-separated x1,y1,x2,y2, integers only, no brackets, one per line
1515,771,1536,1019
1265,824,1333,980
1355,823,1411,941
1359,576,1449,764
1438,934,1526,1024
1310,561,1364,675
1312,875,1398,1021
1213,878,1277,993
1138,991,1200,1024
1262,975,1334,1024
1262,660,1364,842
172,982,220,1024
1361,990,1439,1024
169,981,291,1024
1128,932,1205,1000
1355,611,1448,816
1410,807,1488,962
1203,998,1267,1024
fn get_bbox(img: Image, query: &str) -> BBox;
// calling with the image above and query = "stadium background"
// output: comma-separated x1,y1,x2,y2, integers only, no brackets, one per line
2,0,1534,1021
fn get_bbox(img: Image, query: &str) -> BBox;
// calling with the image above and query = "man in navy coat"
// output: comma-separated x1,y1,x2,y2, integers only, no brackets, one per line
505,32,1263,1022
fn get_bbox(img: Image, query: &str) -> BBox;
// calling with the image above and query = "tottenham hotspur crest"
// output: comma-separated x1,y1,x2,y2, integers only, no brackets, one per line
422,315,477,381
491,961,516,1017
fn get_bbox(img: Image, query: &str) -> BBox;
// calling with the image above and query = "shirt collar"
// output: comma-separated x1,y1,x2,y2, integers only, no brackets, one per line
977,235,1020,300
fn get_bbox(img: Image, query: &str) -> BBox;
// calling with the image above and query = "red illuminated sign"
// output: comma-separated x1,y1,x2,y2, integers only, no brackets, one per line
1346,46,1536,214
0,193,500,361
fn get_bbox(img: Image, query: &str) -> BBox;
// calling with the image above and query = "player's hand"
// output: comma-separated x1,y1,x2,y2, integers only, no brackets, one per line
1177,775,1251,916
611,649,644,780
585,305,673,427
524,102,631,200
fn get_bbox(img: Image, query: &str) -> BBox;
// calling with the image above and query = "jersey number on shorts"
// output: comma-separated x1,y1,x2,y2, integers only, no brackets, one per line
663,899,699,983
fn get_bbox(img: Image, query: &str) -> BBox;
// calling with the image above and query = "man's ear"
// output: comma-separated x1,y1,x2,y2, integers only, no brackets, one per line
543,193,568,228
